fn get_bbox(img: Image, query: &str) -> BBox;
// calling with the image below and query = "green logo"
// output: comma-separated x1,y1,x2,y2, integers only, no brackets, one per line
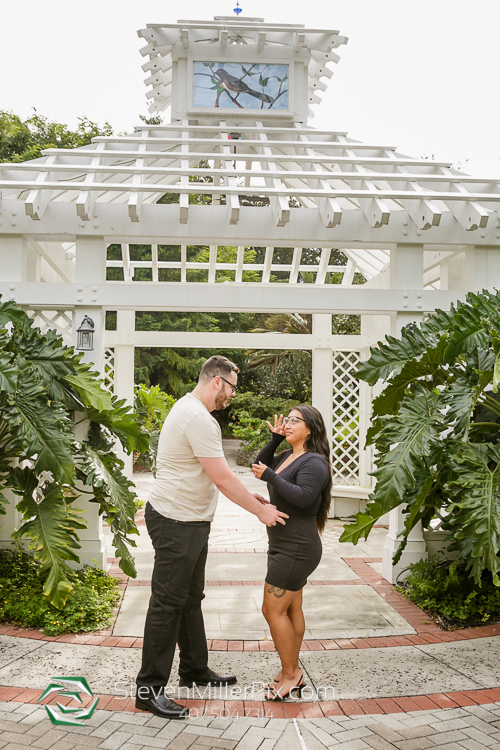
37,676,99,726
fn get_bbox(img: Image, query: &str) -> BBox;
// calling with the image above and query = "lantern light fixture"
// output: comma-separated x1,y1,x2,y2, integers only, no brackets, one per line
76,315,95,351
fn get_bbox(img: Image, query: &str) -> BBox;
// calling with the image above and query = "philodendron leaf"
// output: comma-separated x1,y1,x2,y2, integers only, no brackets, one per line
357,326,433,386
442,370,492,438
0,298,27,328
85,397,148,454
339,499,389,545
372,336,447,417
7,374,75,485
75,443,138,535
444,300,490,364
447,442,500,585
10,468,86,609
369,388,444,513
0,353,17,392
65,360,113,412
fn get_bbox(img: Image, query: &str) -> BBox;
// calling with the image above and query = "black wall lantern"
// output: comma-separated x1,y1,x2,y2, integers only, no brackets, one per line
76,315,95,351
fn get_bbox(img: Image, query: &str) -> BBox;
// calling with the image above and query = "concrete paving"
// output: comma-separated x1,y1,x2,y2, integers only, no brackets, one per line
112,441,406,641
2,439,500,746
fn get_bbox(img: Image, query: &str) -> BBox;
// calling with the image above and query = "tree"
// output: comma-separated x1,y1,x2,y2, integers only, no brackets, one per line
0,111,113,163
0,297,148,607
341,289,500,585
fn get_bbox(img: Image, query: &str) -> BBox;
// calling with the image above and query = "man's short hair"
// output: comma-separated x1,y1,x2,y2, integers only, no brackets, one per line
199,355,239,383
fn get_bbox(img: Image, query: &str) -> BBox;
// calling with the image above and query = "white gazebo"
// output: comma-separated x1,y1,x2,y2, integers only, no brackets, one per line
1,14,500,582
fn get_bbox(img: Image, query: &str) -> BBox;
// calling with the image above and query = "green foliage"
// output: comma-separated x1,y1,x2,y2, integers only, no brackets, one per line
134,385,176,475
0,549,121,636
229,393,297,455
0,296,146,606
397,557,500,627
0,111,113,163
341,289,500,585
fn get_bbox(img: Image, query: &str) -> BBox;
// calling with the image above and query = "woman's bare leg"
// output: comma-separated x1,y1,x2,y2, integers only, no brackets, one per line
266,588,305,686
262,584,303,697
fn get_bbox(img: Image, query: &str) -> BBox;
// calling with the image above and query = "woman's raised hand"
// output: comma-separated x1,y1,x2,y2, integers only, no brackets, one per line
266,414,285,435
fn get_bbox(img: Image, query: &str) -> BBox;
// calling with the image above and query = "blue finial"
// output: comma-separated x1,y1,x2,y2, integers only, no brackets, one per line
234,1,242,15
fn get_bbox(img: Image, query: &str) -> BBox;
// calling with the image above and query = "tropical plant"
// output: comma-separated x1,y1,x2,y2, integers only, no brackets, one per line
134,385,176,475
340,289,500,586
0,297,148,607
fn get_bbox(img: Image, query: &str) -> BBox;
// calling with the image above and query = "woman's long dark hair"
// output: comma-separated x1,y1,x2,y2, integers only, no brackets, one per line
292,405,332,533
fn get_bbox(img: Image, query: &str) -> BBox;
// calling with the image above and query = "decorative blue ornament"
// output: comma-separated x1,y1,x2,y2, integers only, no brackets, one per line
234,1,242,15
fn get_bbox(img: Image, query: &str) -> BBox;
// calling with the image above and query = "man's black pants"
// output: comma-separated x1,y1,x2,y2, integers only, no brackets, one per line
136,502,210,690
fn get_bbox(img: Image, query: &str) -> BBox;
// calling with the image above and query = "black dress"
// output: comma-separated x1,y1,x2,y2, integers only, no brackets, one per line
255,433,330,592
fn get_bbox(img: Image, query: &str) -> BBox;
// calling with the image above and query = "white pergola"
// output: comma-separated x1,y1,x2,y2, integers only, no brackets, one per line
1,14,500,581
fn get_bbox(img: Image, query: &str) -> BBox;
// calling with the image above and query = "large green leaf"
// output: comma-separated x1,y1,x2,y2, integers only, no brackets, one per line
357,326,434,386
372,336,447,417
442,371,492,438
75,442,137,533
5,374,75,484
446,443,500,585
0,353,17,392
85,397,148,454
10,468,86,608
444,303,489,364
339,499,391,545
369,389,444,511
65,360,113,412
0,298,27,328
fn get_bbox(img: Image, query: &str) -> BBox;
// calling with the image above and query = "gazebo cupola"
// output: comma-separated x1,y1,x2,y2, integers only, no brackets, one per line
139,15,347,123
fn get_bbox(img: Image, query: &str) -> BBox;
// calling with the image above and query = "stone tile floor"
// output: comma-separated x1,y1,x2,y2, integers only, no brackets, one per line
3,699,500,750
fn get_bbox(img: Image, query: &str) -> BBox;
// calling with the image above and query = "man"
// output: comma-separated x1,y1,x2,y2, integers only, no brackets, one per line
136,355,288,719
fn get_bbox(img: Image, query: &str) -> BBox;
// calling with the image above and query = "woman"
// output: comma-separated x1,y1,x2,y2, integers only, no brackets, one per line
252,405,332,701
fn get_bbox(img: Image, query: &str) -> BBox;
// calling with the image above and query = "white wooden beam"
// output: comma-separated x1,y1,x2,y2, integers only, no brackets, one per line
25,156,55,220
220,29,228,50
77,143,105,222
180,122,189,224
290,248,302,283
208,245,217,284
262,247,273,283
258,31,266,50
316,248,330,284
221,125,240,226
128,132,148,222
342,258,355,285
2,280,467,315
451,200,490,232
151,243,158,282
256,121,290,228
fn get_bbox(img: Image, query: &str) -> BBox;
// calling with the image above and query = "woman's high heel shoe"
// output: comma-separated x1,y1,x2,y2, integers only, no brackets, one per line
265,675,306,702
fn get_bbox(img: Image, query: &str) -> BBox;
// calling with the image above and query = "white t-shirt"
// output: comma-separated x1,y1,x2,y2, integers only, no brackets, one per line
148,392,224,522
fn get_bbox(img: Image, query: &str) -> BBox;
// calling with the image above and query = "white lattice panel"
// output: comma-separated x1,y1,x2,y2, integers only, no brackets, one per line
103,348,115,393
332,350,360,485
26,309,73,345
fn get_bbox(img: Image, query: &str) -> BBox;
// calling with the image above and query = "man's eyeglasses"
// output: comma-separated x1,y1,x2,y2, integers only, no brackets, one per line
217,376,237,394
283,416,305,425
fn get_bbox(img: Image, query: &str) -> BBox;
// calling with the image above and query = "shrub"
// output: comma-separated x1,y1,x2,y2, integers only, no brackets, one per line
0,549,121,636
397,557,500,628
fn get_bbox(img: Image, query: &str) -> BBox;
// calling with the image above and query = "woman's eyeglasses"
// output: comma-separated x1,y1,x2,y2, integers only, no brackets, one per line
218,376,237,394
283,416,305,425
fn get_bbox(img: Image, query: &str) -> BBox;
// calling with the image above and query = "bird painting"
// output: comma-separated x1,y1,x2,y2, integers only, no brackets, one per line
193,62,289,110
214,69,274,104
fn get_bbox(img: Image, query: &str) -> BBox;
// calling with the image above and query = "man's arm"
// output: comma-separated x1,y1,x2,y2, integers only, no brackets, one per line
197,456,287,526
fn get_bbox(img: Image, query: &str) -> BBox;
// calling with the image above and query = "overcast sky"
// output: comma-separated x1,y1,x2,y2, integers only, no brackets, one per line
2,0,499,177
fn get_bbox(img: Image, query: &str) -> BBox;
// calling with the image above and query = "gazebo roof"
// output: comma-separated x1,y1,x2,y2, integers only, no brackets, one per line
0,15,499,294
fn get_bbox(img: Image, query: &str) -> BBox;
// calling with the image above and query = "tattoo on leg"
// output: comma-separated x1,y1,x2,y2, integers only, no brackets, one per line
267,584,286,598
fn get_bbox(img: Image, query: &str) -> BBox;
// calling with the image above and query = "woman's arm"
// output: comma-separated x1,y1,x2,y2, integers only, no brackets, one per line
261,455,329,509
255,432,286,466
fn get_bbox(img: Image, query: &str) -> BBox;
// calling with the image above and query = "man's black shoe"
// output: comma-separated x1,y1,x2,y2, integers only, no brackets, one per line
179,667,237,688
135,690,188,719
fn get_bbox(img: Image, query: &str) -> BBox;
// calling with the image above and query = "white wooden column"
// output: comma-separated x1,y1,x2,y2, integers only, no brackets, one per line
71,237,107,569
114,310,135,479
382,245,427,583
311,314,333,456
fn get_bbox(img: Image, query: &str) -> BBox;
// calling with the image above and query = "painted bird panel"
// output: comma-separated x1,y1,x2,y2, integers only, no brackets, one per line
193,62,289,110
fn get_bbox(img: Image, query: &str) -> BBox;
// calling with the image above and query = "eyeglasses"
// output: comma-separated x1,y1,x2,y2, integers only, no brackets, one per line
217,375,237,394
283,416,306,425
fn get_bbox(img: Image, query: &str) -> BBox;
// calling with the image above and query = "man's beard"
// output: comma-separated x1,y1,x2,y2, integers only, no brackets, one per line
214,391,228,410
